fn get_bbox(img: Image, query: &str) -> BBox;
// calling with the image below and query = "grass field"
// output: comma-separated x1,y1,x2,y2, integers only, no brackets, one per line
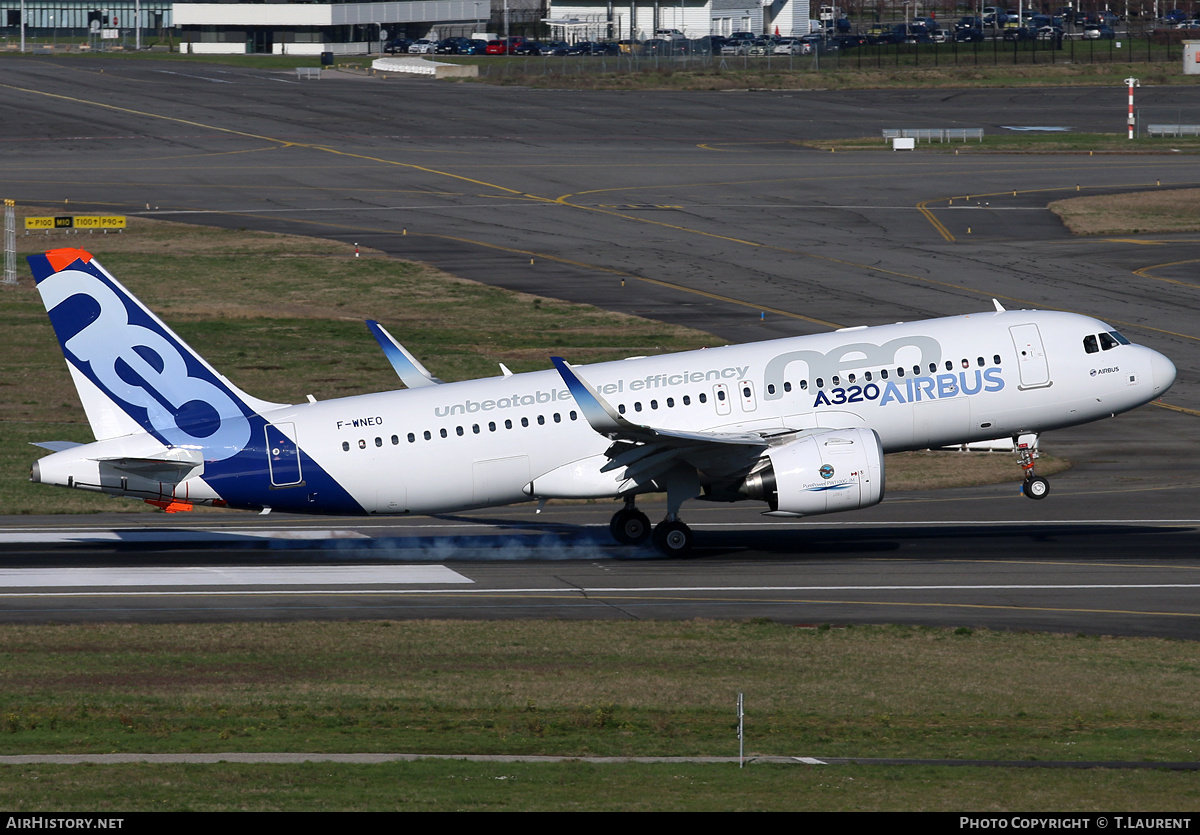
1050,187,1200,234
1,621,1198,811
474,59,1200,92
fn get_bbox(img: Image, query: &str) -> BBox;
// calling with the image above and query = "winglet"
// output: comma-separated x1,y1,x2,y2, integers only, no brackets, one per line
551,357,628,435
366,320,444,388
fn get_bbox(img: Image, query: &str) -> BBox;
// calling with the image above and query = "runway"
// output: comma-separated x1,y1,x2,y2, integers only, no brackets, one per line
2,471,1199,637
2,58,1198,636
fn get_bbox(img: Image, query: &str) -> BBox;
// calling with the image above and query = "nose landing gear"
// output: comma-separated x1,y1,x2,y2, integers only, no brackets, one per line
1016,433,1050,500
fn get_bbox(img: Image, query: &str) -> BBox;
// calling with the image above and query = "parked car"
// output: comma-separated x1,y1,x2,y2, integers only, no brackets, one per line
435,37,471,54
485,40,507,55
800,33,839,52
1002,26,1035,41
1082,23,1115,38
407,39,436,54
384,38,412,53
955,27,985,42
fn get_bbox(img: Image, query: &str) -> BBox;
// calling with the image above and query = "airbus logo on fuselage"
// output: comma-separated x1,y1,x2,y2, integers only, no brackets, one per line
814,368,1005,408
757,334,1006,408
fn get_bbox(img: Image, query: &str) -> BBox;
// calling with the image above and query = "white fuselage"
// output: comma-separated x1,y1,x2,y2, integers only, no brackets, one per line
232,308,1171,515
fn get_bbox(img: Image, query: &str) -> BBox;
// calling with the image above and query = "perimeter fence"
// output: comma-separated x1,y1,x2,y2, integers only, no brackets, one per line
472,33,1192,81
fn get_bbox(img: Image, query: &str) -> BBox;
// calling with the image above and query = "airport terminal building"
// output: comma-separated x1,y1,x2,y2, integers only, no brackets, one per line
2,0,498,55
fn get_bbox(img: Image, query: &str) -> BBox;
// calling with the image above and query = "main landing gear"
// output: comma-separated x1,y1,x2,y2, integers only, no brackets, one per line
610,503,695,557
1016,433,1050,501
610,502,651,545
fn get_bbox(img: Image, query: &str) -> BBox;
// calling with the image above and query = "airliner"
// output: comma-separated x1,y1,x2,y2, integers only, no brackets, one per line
27,248,1176,556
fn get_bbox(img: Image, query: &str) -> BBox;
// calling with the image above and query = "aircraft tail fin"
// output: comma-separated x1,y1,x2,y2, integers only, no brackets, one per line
27,248,288,456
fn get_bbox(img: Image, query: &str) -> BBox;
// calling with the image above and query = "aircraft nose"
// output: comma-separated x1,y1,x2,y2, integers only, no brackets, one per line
1150,349,1177,394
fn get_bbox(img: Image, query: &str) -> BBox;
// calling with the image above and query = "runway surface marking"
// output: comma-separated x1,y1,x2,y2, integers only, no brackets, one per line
3,587,1197,624
1154,401,1200,417
0,566,472,587
3,581,1197,595
1,518,1198,538
0,528,373,544
1132,258,1200,290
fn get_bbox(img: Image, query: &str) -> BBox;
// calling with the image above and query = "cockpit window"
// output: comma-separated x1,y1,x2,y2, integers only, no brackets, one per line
1083,334,1099,354
1098,332,1119,351
1109,330,1131,345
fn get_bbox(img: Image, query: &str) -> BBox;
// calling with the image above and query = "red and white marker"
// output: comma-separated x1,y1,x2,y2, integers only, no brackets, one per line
1126,77,1139,140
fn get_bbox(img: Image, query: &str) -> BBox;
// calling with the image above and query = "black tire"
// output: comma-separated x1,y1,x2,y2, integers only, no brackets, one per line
610,508,651,545
651,520,693,558
1023,476,1050,500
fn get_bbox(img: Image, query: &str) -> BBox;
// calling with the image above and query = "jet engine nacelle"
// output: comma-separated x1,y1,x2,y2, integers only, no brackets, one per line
742,427,884,516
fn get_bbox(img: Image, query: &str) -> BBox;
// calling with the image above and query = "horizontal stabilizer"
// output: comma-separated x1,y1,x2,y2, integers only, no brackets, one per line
366,320,444,388
94,448,205,483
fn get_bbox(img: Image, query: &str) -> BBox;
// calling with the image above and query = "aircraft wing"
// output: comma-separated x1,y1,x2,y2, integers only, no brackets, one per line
551,357,770,449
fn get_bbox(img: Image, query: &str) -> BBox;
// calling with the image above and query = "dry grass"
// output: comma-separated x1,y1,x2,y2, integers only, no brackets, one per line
500,60,1200,92
885,450,1069,491
1050,187,1200,235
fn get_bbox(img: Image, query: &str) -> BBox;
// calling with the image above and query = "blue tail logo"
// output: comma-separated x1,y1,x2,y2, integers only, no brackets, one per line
30,249,254,460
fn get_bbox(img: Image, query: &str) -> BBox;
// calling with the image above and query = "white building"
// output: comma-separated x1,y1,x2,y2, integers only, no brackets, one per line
173,1,492,55
544,0,810,40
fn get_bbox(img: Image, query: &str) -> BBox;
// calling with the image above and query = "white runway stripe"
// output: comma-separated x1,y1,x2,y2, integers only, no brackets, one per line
0,565,472,588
